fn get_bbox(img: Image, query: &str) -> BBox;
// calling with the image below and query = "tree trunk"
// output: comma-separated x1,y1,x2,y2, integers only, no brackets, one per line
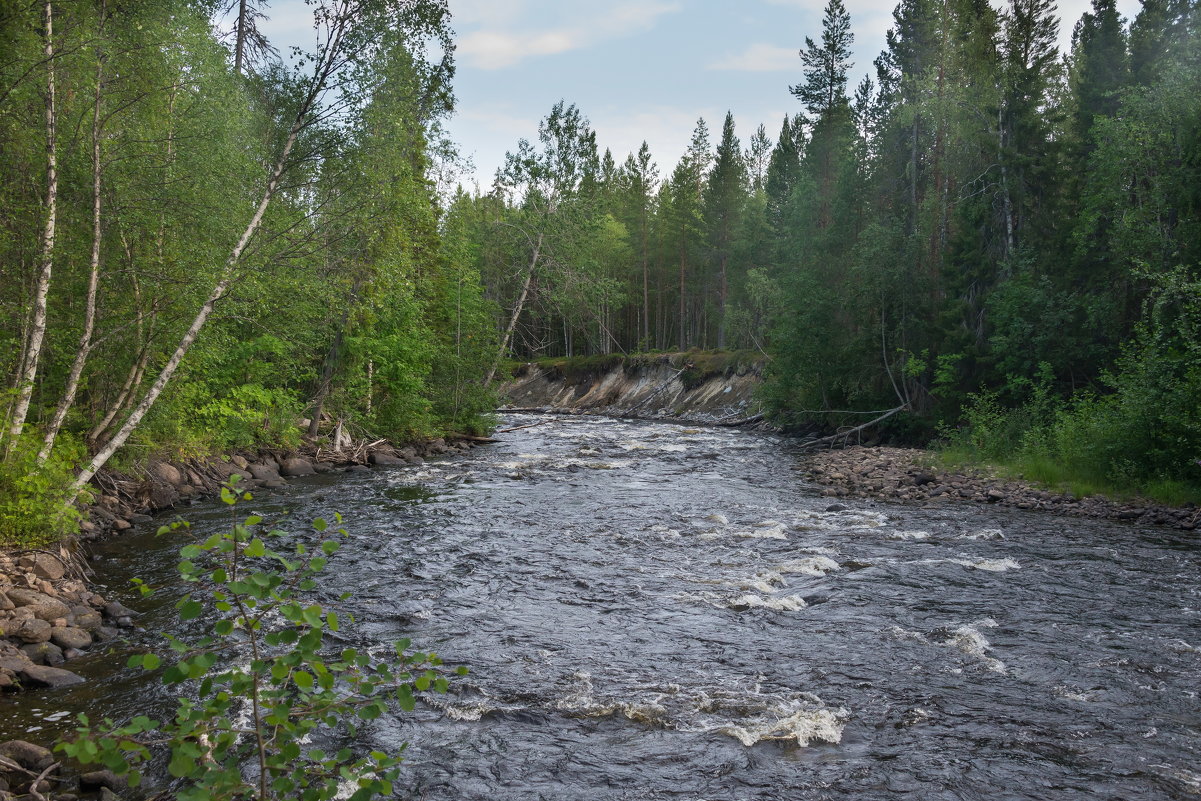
677,231,686,351
234,0,248,75
7,0,57,449
307,279,359,439
40,4,105,463
486,232,541,384
716,250,728,349
641,214,650,346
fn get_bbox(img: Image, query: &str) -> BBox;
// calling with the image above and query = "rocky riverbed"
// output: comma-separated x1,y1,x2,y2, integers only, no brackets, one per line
799,445,1200,530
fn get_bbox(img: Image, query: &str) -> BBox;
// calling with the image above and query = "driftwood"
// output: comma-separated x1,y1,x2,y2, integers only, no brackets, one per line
798,404,908,450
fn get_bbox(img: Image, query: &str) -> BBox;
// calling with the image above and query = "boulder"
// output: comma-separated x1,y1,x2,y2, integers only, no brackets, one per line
111,518,132,531
19,642,63,666
248,463,281,481
147,480,179,509
69,606,102,633
368,452,405,467
79,770,125,792
149,461,184,486
5,589,70,621
279,457,315,477
18,663,85,688
50,627,92,650
0,740,54,771
103,601,138,620
230,455,249,470
14,619,52,644
28,554,65,582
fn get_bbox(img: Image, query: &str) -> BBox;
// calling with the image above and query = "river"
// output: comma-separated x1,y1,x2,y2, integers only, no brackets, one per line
5,413,1201,799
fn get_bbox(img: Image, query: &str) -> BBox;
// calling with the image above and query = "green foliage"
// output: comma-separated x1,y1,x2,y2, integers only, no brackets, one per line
0,431,83,546
58,482,465,800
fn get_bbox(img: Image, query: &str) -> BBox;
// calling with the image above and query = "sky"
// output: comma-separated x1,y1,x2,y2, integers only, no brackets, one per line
259,0,1143,190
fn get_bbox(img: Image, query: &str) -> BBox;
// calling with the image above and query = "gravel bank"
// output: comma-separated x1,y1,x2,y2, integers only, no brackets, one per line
798,446,1199,530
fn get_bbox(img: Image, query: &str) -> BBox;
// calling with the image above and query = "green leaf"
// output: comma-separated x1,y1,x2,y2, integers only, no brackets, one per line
168,751,194,778
294,670,314,690
244,537,266,558
178,599,203,621
142,654,161,671
313,517,328,532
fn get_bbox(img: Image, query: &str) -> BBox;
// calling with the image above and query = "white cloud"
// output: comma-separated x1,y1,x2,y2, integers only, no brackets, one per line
709,43,798,72
456,1,681,70
458,29,578,69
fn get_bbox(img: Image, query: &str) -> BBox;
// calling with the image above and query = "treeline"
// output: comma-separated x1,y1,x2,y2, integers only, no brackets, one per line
463,0,1201,496
0,0,497,542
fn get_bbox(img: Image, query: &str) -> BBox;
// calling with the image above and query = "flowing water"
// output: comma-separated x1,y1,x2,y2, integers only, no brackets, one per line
6,414,1201,799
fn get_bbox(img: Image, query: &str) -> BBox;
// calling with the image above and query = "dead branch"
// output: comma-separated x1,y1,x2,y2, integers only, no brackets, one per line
798,404,908,450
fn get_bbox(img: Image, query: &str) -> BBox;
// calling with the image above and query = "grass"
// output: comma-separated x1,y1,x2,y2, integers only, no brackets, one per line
934,446,1201,507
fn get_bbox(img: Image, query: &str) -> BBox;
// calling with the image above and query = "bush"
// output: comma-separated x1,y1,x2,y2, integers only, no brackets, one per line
0,432,83,546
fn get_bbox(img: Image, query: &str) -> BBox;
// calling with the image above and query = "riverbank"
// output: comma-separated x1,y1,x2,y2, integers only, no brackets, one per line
0,434,487,692
498,351,766,425
798,445,1200,530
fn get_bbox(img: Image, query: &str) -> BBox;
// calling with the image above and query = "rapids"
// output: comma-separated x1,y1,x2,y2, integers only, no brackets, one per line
5,413,1200,799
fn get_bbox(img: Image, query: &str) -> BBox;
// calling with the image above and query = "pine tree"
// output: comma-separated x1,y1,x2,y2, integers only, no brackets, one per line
704,112,747,348
791,0,854,119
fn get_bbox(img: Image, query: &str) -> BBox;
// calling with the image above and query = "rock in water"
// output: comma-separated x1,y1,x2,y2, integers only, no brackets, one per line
18,663,85,688
0,740,54,771
279,456,315,477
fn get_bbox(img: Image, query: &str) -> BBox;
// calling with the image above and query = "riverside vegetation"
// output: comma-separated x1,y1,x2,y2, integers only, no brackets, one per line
3,0,1200,543
1,0,496,546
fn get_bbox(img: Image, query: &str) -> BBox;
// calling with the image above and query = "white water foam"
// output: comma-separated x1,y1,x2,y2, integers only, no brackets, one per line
677,591,808,612
777,556,842,576
718,704,846,747
734,521,788,540
726,593,808,611
949,557,1020,572
888,530,931,541
960,528,1006,540
555,674,846,748
790,508,889,531
946,619,1007,674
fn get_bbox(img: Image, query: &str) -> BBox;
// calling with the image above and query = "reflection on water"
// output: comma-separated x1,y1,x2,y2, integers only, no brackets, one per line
8,413,1201,800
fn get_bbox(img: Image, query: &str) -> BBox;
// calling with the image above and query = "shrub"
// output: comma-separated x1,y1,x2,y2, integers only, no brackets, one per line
0,432,83,546
59,481,464,801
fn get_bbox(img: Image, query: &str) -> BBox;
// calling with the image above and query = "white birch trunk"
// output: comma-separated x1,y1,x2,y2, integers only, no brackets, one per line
7,0,57,448
40,8,105,463
486,232,542,384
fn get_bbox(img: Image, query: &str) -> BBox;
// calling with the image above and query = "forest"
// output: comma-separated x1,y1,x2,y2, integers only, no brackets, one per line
2,0,1200,544
466,0,1201,503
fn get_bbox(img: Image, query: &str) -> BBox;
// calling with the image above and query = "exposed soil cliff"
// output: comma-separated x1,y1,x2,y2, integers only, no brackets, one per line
498,353,766,424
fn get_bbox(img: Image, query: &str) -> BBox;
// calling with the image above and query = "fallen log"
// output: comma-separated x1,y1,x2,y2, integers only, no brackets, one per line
798,404,908,450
